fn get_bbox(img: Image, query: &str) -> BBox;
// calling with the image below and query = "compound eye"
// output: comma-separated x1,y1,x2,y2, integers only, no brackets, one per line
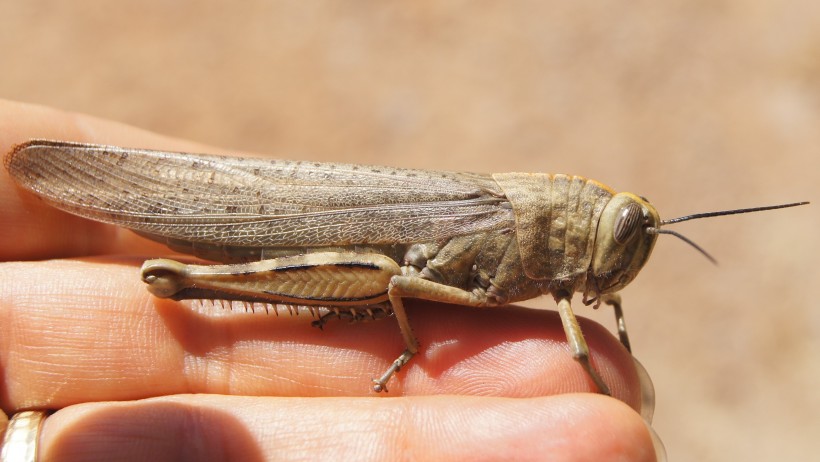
613,202,644,244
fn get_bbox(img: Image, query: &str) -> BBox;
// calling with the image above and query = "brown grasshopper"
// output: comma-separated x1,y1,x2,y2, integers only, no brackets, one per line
5,140,808,393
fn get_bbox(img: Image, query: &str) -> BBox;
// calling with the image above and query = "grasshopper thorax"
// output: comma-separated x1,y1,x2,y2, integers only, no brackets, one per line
589,193,660,294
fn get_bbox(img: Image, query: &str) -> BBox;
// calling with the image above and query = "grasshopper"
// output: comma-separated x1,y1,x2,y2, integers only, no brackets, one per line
5,140,808,393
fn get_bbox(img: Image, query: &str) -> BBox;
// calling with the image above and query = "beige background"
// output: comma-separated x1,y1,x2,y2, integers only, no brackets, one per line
2,1,818,460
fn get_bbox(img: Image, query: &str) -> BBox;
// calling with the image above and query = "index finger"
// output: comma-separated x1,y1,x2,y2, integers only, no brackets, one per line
0,258,642,409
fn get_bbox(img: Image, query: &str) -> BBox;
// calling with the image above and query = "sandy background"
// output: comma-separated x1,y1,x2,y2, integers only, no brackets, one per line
1,1,818,460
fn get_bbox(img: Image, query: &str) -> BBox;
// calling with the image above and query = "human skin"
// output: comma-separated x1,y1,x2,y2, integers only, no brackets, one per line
0,100,656,461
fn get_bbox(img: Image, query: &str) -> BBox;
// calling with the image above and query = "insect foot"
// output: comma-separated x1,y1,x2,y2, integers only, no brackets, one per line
372,349,415,393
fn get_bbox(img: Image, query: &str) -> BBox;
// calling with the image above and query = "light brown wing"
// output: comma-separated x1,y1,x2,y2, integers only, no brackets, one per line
6,140,514,248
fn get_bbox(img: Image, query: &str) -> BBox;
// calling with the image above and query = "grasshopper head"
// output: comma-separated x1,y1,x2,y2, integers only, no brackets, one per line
587,195,808,296
589,193,660,294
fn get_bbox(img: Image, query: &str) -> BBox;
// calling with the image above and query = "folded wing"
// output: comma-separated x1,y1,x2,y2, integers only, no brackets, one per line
7,140,514,248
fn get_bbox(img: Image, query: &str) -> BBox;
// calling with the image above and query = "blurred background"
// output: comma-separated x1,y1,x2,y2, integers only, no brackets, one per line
1,1,817,459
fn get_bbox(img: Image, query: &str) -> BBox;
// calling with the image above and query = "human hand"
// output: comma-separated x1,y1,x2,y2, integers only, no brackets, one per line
0,100,659,461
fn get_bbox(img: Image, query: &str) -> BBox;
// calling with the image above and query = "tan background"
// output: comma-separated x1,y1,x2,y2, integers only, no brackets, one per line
1,1,818,460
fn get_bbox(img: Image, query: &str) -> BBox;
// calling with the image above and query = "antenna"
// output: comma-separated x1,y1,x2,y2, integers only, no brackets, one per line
648,201,809,264
661,202,809,225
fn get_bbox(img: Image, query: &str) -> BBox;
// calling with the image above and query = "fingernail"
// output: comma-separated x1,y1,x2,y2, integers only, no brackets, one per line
633,356,655,423
644,420,667,462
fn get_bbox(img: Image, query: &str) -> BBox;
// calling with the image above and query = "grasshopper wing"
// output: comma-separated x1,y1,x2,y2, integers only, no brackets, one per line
7,141,514,250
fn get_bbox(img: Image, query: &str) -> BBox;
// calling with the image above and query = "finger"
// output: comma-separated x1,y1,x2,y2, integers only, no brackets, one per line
0,411,8,439
39,394,656,462
0,259,641,409
0,100,229,261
